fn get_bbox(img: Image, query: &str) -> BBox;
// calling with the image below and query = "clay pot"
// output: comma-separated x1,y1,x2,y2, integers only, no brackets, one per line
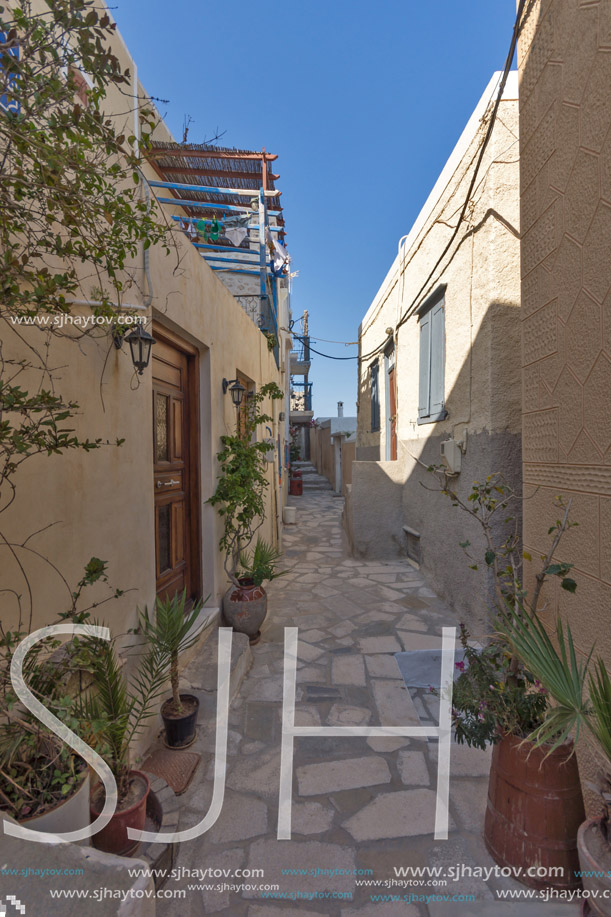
90,770,150,857
289,478,302,496
22,769,90,842
161,693,199,748
577,818,611,916
223,578,267,645
485,734,585,889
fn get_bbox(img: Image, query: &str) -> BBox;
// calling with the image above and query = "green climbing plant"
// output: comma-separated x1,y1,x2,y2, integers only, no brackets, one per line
207,382,284,585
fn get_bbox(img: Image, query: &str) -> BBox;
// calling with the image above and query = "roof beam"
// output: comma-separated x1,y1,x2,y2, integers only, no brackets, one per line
148,148,278,161
154,165,281,183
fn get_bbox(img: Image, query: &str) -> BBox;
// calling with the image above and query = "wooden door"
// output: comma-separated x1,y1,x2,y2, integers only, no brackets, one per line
388,365,398,461
153,333,200,603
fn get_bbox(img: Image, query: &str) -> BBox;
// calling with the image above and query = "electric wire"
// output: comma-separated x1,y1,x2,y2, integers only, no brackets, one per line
394,0,527,333
288,1,529,366
359,0,528,361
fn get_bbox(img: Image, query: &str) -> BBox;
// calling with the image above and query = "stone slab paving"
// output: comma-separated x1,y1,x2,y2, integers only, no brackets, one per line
156,491,579,917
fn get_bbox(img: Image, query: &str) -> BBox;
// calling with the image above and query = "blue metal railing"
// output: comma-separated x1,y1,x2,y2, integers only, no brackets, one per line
290,381,312,412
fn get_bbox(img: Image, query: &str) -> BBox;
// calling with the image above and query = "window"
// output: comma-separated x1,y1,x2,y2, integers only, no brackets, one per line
418,287,447,424
370,362,380,432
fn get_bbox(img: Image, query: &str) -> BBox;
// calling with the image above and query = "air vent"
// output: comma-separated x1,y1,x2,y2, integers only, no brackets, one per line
403,525,421,565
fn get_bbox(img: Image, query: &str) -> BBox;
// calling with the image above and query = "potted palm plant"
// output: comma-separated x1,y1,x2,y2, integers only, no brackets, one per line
140,591,204,748
0,558,118,837
426,470,585,888
81,629,167,856
223,537,287,644
501,610,611,915
207,382,284,644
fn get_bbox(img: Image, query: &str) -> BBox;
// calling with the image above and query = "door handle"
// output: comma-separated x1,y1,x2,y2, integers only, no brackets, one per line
156,478,180,488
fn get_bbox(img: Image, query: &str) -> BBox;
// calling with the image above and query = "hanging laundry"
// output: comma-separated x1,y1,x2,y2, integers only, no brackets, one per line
181,219,198,241
209,217,220,242
272,238,290,275
226,226,248,246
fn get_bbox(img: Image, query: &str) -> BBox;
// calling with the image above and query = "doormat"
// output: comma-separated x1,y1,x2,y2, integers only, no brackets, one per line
395,648,468,693
142,748,201,796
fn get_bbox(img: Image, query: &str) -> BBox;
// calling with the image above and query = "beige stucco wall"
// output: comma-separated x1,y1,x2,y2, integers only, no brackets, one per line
310,421,357,495
310,425,334,485
342,440,355,492
518,0,611,813
349,76,522,630
0,3,289,652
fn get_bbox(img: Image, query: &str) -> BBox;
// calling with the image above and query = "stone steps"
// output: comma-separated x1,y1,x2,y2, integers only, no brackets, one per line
292,460,334,491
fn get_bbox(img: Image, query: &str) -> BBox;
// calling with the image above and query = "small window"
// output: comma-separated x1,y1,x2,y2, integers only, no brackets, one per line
370,362,380,432
418,287,447,424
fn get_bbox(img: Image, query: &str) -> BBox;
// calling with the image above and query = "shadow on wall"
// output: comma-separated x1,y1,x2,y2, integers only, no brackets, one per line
346,301,522,633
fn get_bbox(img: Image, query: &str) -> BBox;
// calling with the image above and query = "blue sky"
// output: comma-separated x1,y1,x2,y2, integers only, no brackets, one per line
113,1,515,417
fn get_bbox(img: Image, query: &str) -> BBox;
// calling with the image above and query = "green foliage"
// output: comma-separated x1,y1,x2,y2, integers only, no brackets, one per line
426,468,580,748
207,382,284,583
500,608,611,835
445,624,548,751
239,537,287,588
0,0,169,318
263,332,278,352
139,590,204,715
0,557,122,818
0,0,172,513
289,424,301,465
77,625,168,801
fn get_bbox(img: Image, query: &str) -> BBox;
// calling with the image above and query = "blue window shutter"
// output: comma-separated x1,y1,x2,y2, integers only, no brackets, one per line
418,312,431,418
430,301,445,415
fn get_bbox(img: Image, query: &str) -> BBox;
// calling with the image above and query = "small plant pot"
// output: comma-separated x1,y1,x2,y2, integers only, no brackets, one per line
21,768,90,842
577,818,611,916
289,478,302,496
90,770,150,857
161,693,199,748
223,578,267,645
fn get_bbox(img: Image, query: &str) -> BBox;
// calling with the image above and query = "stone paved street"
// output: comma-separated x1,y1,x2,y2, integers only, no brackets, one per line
157,490,578,917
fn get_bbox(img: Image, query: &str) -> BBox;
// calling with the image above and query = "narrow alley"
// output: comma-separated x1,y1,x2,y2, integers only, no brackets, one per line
157,480,576,917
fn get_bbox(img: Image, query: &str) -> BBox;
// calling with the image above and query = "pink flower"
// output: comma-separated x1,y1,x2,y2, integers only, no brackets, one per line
455,661,465,671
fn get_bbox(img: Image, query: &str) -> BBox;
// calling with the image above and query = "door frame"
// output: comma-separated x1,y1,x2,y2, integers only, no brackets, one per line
384,344,397,462
152,322,202,605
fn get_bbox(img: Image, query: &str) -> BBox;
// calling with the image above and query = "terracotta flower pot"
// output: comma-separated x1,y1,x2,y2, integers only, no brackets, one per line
90,769,150,857
484,734,585,889
577,817,611,916
223,578,267,645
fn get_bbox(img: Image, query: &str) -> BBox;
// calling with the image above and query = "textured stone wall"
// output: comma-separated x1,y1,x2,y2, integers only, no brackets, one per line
350,78,521,630
519,0,611,812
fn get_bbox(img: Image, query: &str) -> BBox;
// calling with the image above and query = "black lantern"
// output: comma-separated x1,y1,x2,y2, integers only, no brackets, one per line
125,324,156,375
222,378,246,407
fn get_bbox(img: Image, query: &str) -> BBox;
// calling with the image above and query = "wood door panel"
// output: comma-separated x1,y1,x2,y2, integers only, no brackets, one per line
153,331,198,603
155,470,184,494
172,502,185,569
172,400,183,461
389,365,398,461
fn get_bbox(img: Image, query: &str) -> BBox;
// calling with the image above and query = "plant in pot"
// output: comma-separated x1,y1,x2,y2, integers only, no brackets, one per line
426,469,585,889
0,558,121,837
140,590,204,749
207,381,284,644
79,627,168,856
221,537,287,645
501,610,611,914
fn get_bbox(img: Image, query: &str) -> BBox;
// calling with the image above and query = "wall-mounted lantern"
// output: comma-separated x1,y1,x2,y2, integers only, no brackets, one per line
222,378,246,408
113,323,156,375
